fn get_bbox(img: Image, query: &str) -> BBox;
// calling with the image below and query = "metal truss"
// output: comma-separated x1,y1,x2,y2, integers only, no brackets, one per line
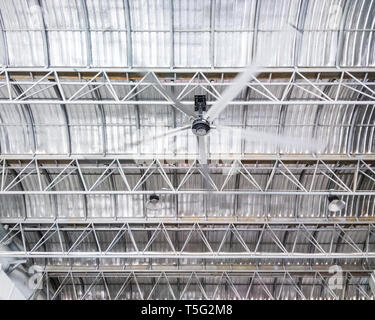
0,222,374,260
41,265,372,274
41,270,375,300
0,68,375,107
1,157,375,196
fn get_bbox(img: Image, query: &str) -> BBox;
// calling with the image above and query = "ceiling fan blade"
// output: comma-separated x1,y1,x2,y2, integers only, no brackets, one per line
205,62,261,122
205,23,296,123
147,73,196,118
216,126,327,152
134,125,190,147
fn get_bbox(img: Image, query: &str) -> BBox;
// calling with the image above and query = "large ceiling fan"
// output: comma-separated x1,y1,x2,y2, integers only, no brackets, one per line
137,63,325,188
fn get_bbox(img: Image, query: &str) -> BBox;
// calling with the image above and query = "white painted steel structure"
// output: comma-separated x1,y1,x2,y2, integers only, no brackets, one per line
0,0,375,300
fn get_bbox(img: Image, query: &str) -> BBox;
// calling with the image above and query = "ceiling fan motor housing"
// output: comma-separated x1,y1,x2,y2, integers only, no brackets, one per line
192,118,211,136
149,194,160,203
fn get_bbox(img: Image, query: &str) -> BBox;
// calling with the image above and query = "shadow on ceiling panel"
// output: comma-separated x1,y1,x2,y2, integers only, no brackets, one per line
340,0,375,66
29,104,69,154
0,194,25,219
64,104,104,154
298,0,345,67
0,93,35,154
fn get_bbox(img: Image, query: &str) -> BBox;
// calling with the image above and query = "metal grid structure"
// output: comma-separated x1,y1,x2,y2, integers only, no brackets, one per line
0,69,375,156
0,0,375,300
1,222,375,260
42,270,374,300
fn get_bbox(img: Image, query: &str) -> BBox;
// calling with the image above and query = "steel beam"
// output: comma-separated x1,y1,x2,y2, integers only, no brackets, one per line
42,267,374,276
0,157,374,195
41,270,374,300
2,67,375,73
1,100,374,106
1,154,374,161
1,218,374,225
0,69,375,107
0,222,373,260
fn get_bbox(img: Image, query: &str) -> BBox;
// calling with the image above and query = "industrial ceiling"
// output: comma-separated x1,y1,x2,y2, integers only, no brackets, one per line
0,0,374,300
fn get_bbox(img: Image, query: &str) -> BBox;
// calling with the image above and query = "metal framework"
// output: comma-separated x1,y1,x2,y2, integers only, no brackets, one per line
1,0,375,301
1,67,375,299
1,157,375,196
41,269,374,300
1,222,374,260
0,69,375,108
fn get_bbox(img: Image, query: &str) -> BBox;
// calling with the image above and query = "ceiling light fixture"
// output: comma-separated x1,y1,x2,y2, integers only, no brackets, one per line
328,194,346,212
145,193,163,211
